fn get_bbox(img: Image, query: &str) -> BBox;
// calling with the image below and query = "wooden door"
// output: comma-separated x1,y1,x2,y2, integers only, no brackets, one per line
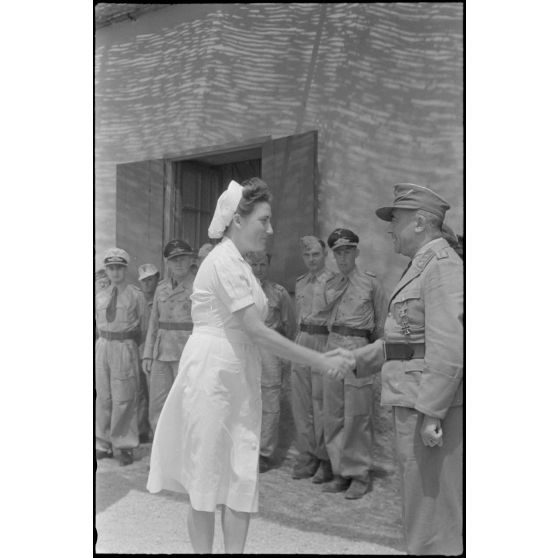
176,161,223,250
262,130,317,293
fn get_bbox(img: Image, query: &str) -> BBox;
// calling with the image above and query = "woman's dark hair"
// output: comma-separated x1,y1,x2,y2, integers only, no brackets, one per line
236,177,272,217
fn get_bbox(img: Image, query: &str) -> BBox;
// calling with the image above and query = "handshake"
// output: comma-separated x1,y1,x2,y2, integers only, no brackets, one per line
321,347,357,380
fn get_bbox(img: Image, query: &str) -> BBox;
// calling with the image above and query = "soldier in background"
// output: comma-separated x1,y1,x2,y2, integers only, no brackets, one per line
95,248,145,466
197,242,215,266
142,240,197,433
189,242,215,275
290,236,337,483
321,228,388,499
137,263,160,443
245,251,296,473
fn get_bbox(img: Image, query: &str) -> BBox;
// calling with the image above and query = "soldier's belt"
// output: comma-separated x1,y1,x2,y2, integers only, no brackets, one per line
384,342,426,360
300,322,329,335
98,330,138,341
158,321,193,331
331,325,372,339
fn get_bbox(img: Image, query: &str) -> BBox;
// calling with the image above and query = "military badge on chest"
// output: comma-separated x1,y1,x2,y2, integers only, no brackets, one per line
395,301,412,337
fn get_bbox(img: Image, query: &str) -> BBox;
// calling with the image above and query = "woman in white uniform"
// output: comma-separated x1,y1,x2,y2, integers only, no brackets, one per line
147,178,352,553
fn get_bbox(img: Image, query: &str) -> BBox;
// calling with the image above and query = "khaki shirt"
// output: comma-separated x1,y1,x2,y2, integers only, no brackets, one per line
261,280,296,339
294,267,336,327
143,277,194,361
325,266,388,340
95,283,144,333
355,238,463,419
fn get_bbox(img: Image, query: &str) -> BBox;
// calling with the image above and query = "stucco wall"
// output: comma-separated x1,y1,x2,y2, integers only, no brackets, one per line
95,2,463,291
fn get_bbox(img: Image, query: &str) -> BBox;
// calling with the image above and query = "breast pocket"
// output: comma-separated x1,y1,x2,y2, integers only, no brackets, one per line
357,294,373,316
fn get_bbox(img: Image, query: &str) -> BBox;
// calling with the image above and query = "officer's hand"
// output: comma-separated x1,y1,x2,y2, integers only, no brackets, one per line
420,416,443,447
323,349,356,379
142,358,152,374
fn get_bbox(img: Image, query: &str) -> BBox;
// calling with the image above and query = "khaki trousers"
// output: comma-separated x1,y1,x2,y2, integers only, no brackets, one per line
259,350,283,458
323,334,374,481
95,338,140,451
291,331,329,467
393,405,463,555
149,360,179,434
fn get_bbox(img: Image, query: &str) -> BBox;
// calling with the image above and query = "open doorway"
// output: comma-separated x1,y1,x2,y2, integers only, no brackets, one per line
116,130,317,291
174,147,261,250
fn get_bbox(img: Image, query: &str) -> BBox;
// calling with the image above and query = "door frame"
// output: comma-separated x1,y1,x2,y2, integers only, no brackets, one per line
162,135,271,247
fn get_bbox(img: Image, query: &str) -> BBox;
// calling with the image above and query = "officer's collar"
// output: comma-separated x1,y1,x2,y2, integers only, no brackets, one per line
412,237,446,261
310,266,327,281
341,265,359,281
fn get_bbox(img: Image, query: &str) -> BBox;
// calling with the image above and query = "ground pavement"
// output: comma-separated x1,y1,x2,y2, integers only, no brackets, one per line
96,443,404,555
95,374,405,554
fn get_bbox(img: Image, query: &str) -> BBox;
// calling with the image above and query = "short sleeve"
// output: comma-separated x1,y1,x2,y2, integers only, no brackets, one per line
212,256,255,313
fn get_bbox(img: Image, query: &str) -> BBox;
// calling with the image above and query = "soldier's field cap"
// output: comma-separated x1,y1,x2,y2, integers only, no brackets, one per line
327,228,359,250
95,269,108,280
104,247,129,266
300,235,324,251
138,263,159,281
376,183,450,222
164,239,196,260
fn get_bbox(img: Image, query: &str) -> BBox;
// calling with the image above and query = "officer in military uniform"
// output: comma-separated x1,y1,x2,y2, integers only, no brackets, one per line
347,184,463,554
321,229,388,499
137,263,160,443
290,236,338,483
96,248,145,466
245,251,296,472
142,240,197,433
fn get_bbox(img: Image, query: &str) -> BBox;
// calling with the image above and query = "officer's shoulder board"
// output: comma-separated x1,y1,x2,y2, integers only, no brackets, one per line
296,272,309,283
363,270,377,278
415,248,437,270
435,246,451,260
130,284,142,292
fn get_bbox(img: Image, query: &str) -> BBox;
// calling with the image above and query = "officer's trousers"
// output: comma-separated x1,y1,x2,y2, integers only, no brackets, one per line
393,405,463,555
149,360,179,434
137,371,151,438
291,331,329,468
323,333,374,481
259,350,283,458
95,338,139,452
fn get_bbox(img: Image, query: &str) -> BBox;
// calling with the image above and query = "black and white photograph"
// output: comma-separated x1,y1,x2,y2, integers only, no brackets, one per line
93,2,463,554
6,1,558,556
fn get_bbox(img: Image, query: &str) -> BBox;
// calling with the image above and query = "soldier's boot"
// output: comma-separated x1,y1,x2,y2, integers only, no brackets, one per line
96,448,113,460
344,478,370,500
119,449,134,467
292,456,320,480
312,460,334,484
321,475,351,493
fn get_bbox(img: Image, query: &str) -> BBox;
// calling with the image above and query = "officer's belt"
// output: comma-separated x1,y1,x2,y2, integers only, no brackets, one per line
158,321,193,331
300,322,329,335
384,342,426,360
331,324,372,340
99,330,138,341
